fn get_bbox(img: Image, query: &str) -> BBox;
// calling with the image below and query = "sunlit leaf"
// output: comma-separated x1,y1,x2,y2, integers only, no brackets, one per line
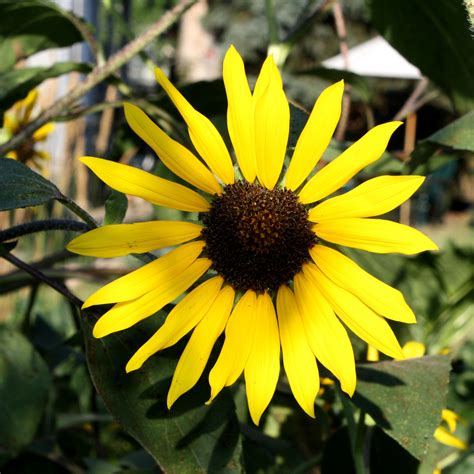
350,355,451,460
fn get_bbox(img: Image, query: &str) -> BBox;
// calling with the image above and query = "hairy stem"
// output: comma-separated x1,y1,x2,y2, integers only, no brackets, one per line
0,219,91,242
58,196,99,229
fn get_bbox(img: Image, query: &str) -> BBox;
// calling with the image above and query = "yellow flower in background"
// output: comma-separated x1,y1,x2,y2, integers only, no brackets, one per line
434,409,467,451
2,89,55,172
67,45,438,425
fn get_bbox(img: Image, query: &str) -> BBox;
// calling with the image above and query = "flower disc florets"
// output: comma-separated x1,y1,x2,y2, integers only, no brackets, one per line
201,181,317,293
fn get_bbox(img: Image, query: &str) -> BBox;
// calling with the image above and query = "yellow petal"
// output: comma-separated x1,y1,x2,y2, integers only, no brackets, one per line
208,290,258,401
314,218,439,254
33,150,51,161
32,122,55,142
93,258,211,338
253,55,281,99
299,121,403,204
277,285,319,417
254,57,290,190
82,241,204,308
126,276,224,373
305,264,404,360
294,270,356,396
244,293,280,425
286,81,344,191
123,103,221,195
434,426,467,450
310,245,415,323
3,112,18,134
22,89,38,122
167,285,235,407
401,341,426,360
80,156,210,212
154,67,234,184
223,45,256,182
67,220,203,257
309,175,425,222
441,409,461,433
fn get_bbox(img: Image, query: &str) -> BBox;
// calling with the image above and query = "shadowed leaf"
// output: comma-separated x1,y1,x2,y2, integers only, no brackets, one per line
0,158,63,210
367,0,474,113
351,356,451,460
82,311,243,473
0,327,51,454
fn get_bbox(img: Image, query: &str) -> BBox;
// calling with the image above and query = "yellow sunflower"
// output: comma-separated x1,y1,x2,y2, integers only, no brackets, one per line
2,89,54,171
67,45,438,425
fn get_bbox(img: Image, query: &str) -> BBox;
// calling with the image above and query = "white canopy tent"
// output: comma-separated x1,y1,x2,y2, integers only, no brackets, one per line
322,35,422,80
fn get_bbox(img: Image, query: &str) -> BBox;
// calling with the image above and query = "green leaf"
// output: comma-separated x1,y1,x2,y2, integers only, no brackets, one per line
0,62,91,113
104,190,128,225
408,113,474,173
82,312,243,473
0,157,63,210
367,0,474,113
426,112,474,152
0,0,85,60
351,355,451,460
0,327,52,454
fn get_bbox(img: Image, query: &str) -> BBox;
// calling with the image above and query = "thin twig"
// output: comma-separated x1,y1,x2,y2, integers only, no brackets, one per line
0,251,83,307
393,77,429,121
0,0,196,157
333,1,351,142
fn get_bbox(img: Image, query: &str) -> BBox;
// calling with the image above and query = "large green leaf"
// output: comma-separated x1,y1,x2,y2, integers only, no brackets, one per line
0,62,91,114
0,0,85,60
0,158,63,210
351,356,451,460
367,0,474,113
0,327,52,454
82,311,243,473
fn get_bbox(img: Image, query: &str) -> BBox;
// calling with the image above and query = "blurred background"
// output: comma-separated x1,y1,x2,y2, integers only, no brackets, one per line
0,1,472,473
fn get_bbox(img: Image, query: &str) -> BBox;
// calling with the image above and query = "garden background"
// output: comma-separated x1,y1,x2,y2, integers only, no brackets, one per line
0,0,473,473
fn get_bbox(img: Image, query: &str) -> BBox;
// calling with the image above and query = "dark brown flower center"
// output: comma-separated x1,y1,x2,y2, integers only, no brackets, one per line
201,181,317,293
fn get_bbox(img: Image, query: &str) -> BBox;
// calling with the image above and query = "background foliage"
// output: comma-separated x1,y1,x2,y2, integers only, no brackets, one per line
0,0,472,473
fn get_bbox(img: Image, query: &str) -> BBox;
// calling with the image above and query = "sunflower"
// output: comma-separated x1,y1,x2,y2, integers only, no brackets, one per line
67,46,438,425
2,89,54,172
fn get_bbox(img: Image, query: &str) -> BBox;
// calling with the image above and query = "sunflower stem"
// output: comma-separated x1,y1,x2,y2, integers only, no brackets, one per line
338,387,367,474
354,410,368,474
